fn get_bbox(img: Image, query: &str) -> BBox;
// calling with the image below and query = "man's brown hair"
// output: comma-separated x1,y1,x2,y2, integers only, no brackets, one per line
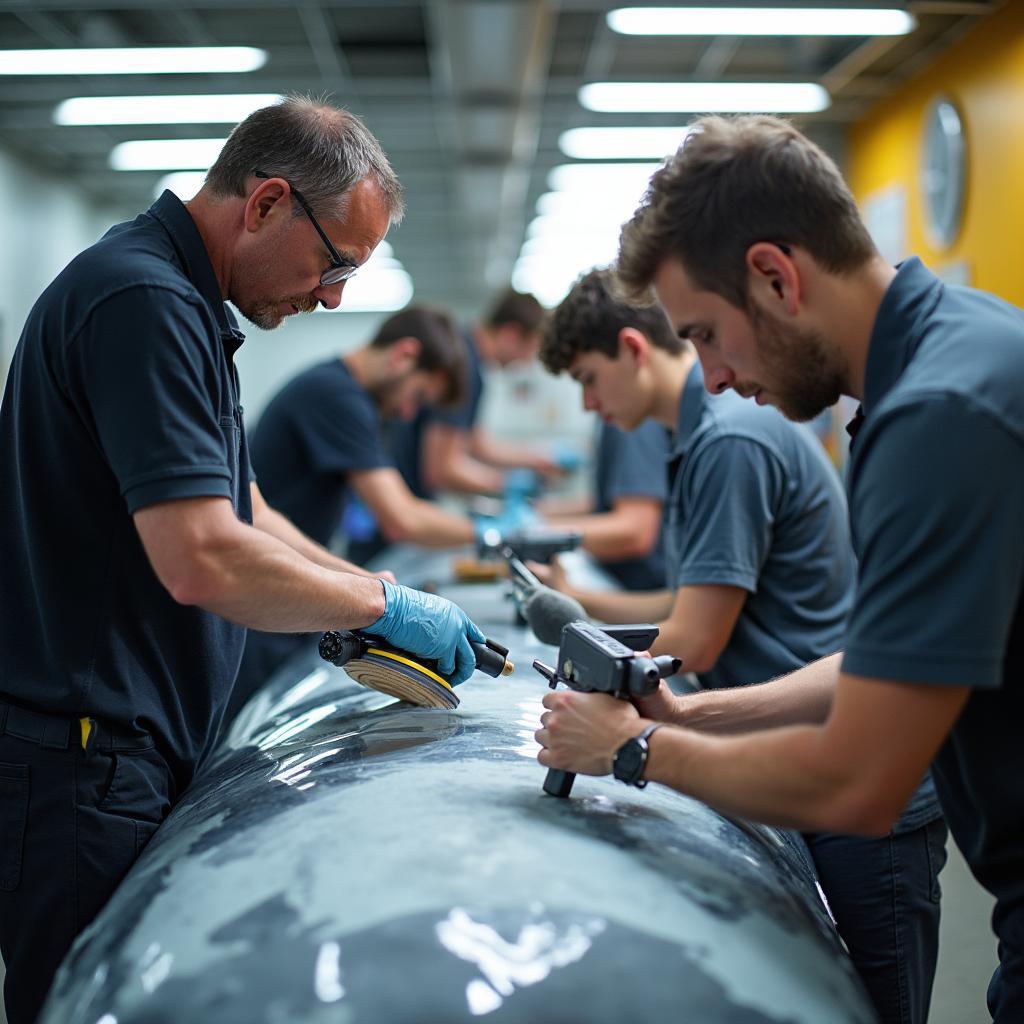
539,267,682,375
370,305,465,407
483,288,545,334
617,115,876,308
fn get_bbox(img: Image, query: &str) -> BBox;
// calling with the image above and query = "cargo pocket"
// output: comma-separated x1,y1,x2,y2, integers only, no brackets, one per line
0,762,30,891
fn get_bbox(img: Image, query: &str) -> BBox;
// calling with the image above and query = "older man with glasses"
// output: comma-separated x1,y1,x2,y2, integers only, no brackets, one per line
0,96,486,1024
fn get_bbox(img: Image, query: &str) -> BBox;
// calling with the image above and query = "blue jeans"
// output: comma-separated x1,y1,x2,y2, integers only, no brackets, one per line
805,818,948,1024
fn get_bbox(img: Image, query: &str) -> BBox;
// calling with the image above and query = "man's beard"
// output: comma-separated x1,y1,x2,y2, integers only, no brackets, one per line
746,302,847,422
238,293,319,331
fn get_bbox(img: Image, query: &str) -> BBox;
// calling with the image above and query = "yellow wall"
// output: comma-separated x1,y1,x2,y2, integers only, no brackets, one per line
847,2,1024,305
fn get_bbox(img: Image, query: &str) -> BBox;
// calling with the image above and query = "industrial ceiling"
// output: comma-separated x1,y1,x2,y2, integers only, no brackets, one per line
0,0,1000,314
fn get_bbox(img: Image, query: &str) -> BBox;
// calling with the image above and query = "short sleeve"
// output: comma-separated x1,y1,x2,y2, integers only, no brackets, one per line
672,435,783,591
605,421,670,503
842,398,1024,687
63,285,233,513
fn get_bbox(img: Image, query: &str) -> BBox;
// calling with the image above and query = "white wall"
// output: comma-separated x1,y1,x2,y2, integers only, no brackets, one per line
0,148,119,387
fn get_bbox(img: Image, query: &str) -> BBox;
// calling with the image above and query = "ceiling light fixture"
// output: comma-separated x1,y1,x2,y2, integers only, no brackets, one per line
547,163,662,193
607,7,915,37
57,94,282,125
110,138,228,171
580,82,830,114
0,47,267,75
559,127,693,160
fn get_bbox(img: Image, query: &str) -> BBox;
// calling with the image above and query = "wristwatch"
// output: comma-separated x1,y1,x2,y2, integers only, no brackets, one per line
612,723,663,788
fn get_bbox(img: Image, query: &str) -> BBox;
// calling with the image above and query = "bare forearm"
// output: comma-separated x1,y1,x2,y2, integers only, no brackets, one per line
193,524,386,632
386,499,476,548
547,511,649,561
434,453,504,496
570,586,675,625
255,504,375,576
472,431,548,471
644,720,859,832
672,653,842,733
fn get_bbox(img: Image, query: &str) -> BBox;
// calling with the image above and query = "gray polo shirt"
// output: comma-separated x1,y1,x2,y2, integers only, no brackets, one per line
666,363,855,689
842,258,1024,1016
594,419,669,590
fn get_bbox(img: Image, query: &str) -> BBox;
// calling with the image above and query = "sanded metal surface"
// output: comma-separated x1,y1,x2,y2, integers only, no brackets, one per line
39,548,877,1024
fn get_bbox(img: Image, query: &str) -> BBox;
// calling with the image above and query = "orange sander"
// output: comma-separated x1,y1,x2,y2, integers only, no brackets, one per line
319,630,513,709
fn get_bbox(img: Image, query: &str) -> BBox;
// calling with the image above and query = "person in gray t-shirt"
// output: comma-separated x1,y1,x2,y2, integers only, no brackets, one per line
536,267,945,1024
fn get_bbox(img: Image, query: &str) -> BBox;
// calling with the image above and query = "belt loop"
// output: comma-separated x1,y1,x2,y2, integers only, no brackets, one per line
40,716,71,750
0,702,8,735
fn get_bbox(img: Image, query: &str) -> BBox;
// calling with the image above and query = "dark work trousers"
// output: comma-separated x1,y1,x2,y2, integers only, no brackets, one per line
806,818,949,1024
0,701,173,1024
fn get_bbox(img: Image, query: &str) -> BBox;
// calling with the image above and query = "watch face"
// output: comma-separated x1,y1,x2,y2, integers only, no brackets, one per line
922,97,966,248
614,739,645,784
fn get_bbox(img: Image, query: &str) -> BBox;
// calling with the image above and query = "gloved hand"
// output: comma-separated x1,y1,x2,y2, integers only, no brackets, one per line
367,579,486,685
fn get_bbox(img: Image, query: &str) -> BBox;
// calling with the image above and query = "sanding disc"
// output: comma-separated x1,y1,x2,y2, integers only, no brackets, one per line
344,647,460,709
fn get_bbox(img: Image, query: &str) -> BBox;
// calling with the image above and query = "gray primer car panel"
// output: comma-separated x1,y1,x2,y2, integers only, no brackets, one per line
40,551,877,1023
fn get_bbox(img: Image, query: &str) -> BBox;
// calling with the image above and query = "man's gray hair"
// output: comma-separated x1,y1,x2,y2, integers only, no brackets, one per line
205,94,404,224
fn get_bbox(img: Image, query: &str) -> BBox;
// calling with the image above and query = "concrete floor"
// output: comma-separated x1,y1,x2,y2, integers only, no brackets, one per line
0,837,999,1024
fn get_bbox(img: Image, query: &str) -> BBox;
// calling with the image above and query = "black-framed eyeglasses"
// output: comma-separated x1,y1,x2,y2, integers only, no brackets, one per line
254,170,358,286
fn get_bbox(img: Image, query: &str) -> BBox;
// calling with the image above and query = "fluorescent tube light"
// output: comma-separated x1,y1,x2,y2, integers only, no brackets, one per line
110,138,228,171
547,163,662,193
57,94,282,125
607,7,915,37
536,191,643,221
580,82,830,114
0,47,267,75
560,127,693,160
155,171,208,200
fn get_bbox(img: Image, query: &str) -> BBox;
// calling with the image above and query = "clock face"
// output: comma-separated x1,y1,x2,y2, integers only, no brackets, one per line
922,97,966,248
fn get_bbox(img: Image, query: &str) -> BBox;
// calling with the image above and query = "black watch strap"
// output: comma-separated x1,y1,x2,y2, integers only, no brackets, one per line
613,722,664,788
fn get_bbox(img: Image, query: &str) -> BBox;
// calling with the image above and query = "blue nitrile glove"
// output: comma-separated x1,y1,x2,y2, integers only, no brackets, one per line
504,468,539,502
367,579,486,685
552,444,583,472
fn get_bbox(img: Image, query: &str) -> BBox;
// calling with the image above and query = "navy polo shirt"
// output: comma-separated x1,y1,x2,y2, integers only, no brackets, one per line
594,420,669,590
389,329,484,498
842,258,1024,1015
249,358,391,548
0,191,252,789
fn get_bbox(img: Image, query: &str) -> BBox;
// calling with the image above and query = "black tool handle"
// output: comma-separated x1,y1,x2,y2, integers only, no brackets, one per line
471,638,510,677
318,630,368,668
543,768,576,798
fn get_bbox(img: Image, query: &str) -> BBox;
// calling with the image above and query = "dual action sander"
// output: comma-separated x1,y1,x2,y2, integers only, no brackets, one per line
319,630,513,710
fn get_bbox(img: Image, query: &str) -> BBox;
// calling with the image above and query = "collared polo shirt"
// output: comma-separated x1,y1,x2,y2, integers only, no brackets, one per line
594,419,669,590
0,191,252,789
666,362,855,690
842,258,1024,1016
249,357,391,548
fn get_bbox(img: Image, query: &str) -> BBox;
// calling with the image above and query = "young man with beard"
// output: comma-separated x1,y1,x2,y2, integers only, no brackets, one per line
0,97,486,1024
228,304,482,719
535,267,945,1024
536,115,1024,1023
